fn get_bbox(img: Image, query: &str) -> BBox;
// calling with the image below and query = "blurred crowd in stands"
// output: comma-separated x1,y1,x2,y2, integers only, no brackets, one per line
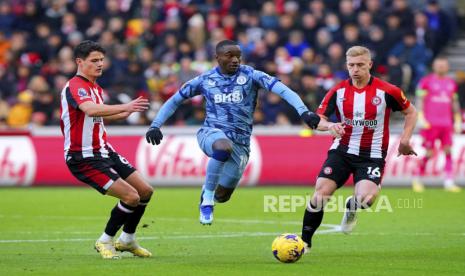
0,0,463,128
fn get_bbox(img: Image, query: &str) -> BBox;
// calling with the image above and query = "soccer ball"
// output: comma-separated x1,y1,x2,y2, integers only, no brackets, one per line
271,233,305,263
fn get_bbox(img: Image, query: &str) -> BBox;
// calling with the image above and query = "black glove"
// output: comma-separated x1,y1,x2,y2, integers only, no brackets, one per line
301,111,320,129
146,127,163,145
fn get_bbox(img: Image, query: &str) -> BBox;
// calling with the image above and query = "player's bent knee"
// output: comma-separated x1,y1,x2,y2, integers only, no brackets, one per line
139,185,154,201
215,194,231,203
214,186,235,203
312,180,337,208
123,191,140,207
215,190,232,203
315,178,337,194
315,188,335,197
212,149,231,162
212,140,233,161
315,185,336,198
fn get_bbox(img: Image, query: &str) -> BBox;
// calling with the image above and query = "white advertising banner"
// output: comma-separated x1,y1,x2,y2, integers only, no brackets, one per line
385,135,465,185
0,137,36,186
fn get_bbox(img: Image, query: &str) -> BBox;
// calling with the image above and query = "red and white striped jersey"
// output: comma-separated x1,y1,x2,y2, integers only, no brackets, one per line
60,75,114,159
317,76,410,159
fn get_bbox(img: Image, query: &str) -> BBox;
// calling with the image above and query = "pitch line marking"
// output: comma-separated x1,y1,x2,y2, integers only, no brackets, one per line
0,214,336,228
1,228,464,244
0,228,341,244
4,231,465,244
8,226,340,236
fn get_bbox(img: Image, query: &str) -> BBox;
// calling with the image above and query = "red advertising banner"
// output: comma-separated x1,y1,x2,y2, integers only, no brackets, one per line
1,134,464,187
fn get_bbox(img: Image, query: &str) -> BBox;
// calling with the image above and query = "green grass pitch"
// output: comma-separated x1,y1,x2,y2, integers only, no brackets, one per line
0,187,464,275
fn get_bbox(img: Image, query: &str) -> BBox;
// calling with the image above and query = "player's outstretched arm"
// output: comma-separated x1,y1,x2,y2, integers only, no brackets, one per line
268,81,309,115
398,105,418,156
103,111,131,122
79,96,149,117
253,69,324,129
315,115,345,138
300,111,321,129
146,92,187,145
252,69,315,124
267,80,321,129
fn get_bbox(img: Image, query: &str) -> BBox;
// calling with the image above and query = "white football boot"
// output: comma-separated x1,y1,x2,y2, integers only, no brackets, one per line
340,196,358,234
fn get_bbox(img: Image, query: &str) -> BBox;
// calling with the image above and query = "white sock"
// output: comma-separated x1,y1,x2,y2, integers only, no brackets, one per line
98,232,113,243
119,231,135,243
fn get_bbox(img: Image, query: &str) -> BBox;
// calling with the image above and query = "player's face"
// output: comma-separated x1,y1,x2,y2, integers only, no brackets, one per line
432,59,449,76
77,51,105,79
346,54,372,82
216,45,241,75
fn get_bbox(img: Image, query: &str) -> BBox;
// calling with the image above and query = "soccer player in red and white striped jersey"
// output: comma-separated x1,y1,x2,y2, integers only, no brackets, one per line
301,46,418,252
61,74,114,158
60,40,152,259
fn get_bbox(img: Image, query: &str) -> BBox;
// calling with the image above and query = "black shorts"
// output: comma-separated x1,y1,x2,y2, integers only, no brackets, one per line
318,150,385,188
66,151,136,194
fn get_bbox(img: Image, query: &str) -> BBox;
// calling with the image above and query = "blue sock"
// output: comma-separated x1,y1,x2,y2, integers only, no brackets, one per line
201,158,225,205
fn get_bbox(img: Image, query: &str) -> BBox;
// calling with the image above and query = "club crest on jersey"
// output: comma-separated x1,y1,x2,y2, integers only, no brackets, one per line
78,88,90,99
236,75,247,85
323,166,332,175
371,96,382,106
207,79,215,86
354,111,364,118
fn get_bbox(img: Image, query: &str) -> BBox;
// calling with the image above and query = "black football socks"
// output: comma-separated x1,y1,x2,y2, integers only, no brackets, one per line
104,201,136,236
346,195,367,210
123,198,151,234
301,201,324,247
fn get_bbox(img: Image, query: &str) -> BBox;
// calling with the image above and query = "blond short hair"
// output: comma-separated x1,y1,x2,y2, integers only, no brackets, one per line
346,46,371,59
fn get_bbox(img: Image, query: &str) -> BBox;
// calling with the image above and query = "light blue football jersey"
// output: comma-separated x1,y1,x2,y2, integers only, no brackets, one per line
150,65,309,146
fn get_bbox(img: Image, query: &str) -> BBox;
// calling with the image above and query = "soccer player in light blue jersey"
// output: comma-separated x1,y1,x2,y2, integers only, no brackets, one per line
146,40,339,225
